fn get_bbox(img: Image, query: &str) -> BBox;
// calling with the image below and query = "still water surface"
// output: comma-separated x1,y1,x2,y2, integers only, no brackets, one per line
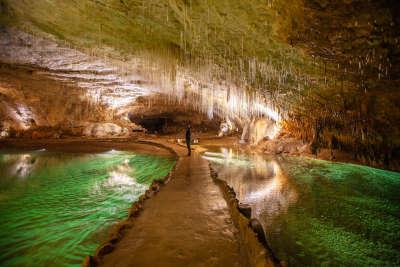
204,147,400,266
0,149,175,267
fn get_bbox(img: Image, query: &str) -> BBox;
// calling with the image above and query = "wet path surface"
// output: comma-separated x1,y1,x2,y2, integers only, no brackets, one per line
100,151,242,267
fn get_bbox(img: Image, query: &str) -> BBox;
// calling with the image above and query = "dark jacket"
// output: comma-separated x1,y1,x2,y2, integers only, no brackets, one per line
185,127,191,144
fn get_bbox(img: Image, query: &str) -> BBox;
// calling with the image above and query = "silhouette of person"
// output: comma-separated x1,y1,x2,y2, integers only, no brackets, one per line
185,124,191,156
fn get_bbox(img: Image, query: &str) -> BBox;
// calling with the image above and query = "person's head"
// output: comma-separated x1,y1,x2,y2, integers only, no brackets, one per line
187,122,191,128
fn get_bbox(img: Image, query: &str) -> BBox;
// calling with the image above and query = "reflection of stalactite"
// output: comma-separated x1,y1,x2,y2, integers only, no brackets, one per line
11,154,36,178
205,148,298,230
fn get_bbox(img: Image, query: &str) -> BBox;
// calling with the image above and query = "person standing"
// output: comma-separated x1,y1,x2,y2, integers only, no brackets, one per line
185,124,191,156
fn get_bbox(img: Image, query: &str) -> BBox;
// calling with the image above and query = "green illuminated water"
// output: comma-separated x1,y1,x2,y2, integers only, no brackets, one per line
0,149,175,267
204,148,400,266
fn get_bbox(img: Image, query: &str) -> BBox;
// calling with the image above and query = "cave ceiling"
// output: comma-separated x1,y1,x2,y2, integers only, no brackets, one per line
0,0,398,143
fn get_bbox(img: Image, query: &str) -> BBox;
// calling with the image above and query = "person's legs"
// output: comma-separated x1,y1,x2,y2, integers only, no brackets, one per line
186,142,191,156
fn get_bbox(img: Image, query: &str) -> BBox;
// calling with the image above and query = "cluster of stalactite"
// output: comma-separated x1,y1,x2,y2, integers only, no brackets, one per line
0,0,316,121
0,0,398,165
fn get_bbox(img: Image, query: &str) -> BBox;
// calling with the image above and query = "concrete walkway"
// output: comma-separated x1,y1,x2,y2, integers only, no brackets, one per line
100,151,242,267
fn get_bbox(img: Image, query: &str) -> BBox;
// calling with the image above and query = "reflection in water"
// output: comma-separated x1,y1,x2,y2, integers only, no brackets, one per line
204,147,400,266
2,154,37,178
203,148,298,229
101,159,147,202
0,151,92,180
0,150,175,267
246,158,298,225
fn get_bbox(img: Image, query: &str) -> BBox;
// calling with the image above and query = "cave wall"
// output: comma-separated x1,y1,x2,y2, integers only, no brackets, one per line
280,0,400,166
0,61,152,139
0,64,123,137
0,63,221,137
0,0,398,165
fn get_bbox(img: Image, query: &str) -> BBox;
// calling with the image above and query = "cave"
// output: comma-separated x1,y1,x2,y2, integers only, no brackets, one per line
0,1,399,267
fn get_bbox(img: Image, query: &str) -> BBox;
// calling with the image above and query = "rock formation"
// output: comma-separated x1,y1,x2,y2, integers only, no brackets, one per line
0,0,398,168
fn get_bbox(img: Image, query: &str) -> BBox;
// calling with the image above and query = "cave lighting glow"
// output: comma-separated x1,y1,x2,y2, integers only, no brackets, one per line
10,104,34,130
164,73,282,123
1,28,284,128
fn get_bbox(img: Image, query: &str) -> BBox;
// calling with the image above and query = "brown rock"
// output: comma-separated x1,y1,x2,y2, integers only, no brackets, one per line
81,255,96,267
96,243,114,256
238,203,252,219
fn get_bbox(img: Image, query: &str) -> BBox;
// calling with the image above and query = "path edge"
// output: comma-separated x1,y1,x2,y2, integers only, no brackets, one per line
81,140,180,267
209,163,281,267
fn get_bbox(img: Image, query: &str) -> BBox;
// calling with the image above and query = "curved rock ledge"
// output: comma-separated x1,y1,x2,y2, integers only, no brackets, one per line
209,164,281,267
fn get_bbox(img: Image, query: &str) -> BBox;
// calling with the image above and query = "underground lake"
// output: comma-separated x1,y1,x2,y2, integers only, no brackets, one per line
203,147,400,266
0,149,175,267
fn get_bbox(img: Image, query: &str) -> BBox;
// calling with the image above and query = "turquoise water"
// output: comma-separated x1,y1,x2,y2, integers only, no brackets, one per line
204,148,400,266
0,149,175,267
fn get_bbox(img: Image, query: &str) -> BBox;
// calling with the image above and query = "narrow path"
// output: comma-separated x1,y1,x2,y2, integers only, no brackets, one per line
100,151,242,267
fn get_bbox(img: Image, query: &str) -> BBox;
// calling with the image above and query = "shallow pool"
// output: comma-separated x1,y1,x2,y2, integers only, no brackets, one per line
204,147,400,266
0,149,175,267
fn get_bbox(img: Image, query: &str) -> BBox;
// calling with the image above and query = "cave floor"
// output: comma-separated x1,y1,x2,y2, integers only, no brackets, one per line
99,147,242,267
